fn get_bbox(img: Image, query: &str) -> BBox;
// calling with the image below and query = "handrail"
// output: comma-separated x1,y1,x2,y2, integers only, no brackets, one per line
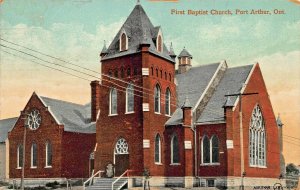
83,170,104,190
111,170,130,190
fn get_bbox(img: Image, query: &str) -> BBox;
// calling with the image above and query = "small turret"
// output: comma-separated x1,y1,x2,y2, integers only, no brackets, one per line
169,42,176,60
178,47,192,74
100,41,108,58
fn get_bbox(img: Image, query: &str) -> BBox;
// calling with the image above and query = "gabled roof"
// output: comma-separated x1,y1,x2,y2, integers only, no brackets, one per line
197,64,254,124
101,4,174,63
39,96,95,134
0,117,18,142
166,63,222,125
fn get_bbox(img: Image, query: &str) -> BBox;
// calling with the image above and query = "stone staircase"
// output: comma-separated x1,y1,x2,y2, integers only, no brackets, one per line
86,177,128,190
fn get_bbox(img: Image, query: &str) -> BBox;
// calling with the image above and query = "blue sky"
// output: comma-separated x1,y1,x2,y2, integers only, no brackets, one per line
1,0,300,163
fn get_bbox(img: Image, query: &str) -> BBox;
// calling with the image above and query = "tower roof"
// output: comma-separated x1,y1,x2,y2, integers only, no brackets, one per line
178,47,192,58
100,41,108,55
101,4,174,63
169,42,176,57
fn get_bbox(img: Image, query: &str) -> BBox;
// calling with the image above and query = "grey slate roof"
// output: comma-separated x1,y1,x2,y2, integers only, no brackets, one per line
101,4,174,63
40,96,95,134
178,48,192,58
166,63,221,125
0,117,18,142
197,65,254,124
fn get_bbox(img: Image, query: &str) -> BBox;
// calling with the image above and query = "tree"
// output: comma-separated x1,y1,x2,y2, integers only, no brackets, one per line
286,163,299,175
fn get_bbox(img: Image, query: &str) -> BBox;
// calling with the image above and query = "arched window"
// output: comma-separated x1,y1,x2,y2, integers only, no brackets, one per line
154,84,161,113
155,134,161,163
211,136,219,163
114,70,118,78
120,32,127,51
151,67,154,76
115,138,129,154
202,136,210,164
165,72,167,80
249,105,266,167
127,68,131,77
156,69,158,77
31,142,37,168
169,73,172,82
126,83,134,113
109,88,117,115
121,67,124,78
165,88,171,116
46,141,52,167
160,70,162,78
17,144,23,168
157,35,162,53
171,134,179,164
134,67,138,75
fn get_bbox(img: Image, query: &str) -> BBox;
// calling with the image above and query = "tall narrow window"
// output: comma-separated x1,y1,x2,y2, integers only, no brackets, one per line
156,69,158,77
211,136,219,163
17,144,23,168
110,88,117,115
155,134,161,163
31,142,37,168
120,33,127,51
165,88,171,116
202,136,210,163
127,68,131,77
249,105,266,167
126,83,134,113
121,67,124,78
154,84,161,113
151,67,154,76
171,134,179,164
46,141,52,167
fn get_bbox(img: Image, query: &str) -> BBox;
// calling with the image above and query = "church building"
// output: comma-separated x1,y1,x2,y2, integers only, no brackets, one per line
92,2,281,188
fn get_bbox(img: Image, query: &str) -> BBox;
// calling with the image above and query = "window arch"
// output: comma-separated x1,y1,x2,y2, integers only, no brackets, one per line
211,135,219,163
171,134,179,164
109,88,117,115
155,134,161,163
126,83,134,113
151,67,154,76
120,32,128,51
114,70,118,78
249,105,266,167
17,144,23,168
121,67,124,78
45,141,52,167
160,70,162,78
156,69,158,77
164,72,167,80
169,73,172,82
202,136,210,164
165,88,171,116
154,84,161,113
31,142,37,168
115,138,129,154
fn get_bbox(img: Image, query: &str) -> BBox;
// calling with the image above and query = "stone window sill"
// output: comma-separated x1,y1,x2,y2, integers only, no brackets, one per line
170,163,181,166
250,165,267,168
16,167,22,170
200,163,220,166
155,162,163,165
108,113,118,117
45,166,52,168
30,166,37,169
125,111,134,115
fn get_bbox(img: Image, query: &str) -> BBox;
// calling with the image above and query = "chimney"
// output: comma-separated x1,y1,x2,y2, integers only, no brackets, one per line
182,96,192,126
91,80,101,122
178,47,192,74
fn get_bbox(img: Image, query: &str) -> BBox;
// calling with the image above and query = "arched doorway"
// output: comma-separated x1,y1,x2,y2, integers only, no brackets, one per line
114,138,129,176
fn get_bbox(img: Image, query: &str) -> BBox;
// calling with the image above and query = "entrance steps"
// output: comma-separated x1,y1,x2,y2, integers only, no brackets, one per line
86,177,128,190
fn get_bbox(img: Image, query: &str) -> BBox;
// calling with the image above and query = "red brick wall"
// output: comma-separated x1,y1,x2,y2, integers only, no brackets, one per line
8,93,96,179
164,126,185,177
61,132,95,178
238,64,280,178
95,54,145,174
95,51,177,177
197,123,227,177
9,94,63,178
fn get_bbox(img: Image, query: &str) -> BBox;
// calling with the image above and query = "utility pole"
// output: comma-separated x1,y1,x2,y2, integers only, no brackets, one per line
20,112,29,190
225,92,258,190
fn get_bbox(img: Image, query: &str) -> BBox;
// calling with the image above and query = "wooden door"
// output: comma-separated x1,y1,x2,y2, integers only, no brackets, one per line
114,154,129,176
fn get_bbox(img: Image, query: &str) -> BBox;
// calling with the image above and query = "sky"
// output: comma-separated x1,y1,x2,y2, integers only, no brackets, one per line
0,0,299,164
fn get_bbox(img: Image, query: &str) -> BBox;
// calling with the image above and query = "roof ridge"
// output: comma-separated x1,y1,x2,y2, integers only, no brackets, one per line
0,117,18,121
40,96,86,107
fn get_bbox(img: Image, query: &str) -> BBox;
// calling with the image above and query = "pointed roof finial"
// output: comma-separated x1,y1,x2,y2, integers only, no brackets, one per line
137,0,140,5
100,40,108,56
276,113,283,127
182,96,192,108
169,42,176,58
